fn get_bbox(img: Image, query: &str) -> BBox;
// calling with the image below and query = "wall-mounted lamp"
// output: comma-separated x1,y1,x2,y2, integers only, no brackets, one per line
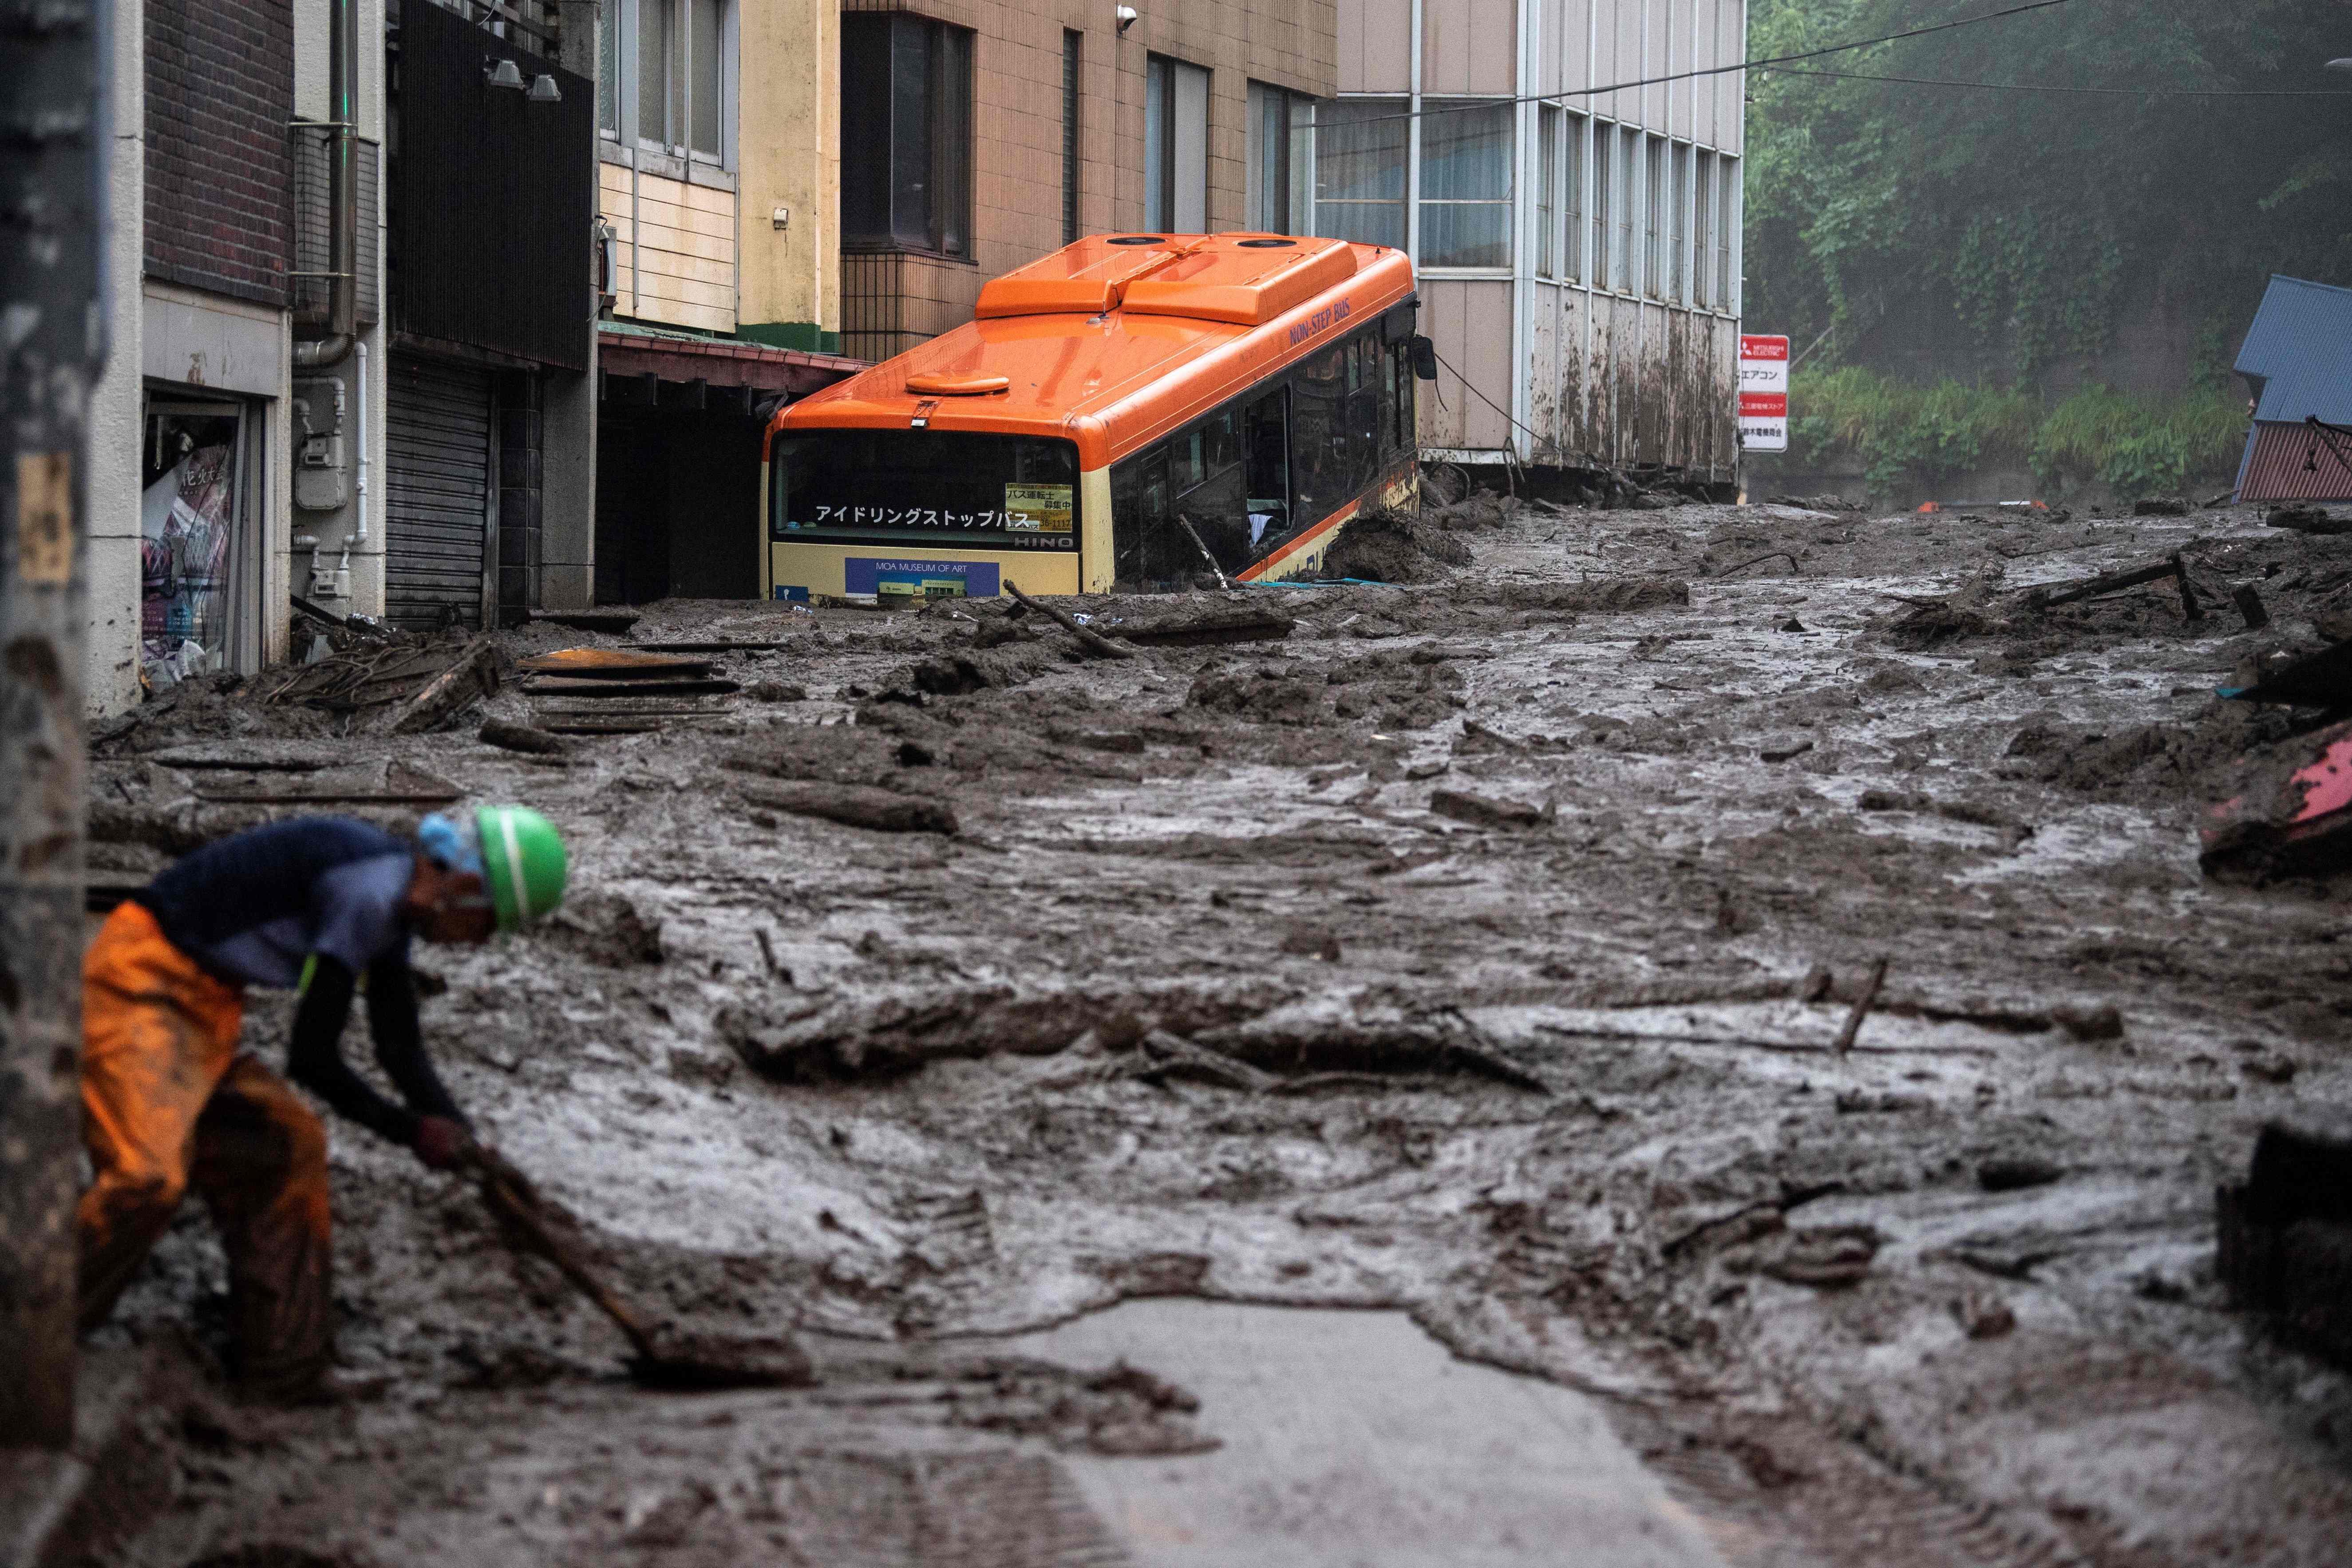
528,73,562,102
1115,6,1138,33
484,55,525,90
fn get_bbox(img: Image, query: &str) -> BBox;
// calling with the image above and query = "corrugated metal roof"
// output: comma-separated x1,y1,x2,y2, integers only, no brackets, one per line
2237,420,2352,503
2235,275,2352,425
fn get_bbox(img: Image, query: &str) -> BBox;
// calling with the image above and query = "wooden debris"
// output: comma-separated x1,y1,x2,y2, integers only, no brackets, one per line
2028,553,2203,621
194,789,459,806
1427,788,1546,829
150,750,329,772
635,640,796,653
1833,957,1890,1057
2234,585,2271,630
737,779,959,835
265,640,466,711
522,675,740,698
479,719,572,757
1112,606,1297,648
1127,1030,1280,1093
515,648,715,679
1004,583,1137,660
389,638,502,735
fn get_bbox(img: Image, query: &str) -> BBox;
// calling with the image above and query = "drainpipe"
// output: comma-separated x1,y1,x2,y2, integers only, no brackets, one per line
295,0,357,370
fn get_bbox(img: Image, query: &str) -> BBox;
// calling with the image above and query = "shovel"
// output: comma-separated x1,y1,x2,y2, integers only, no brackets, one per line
462,1141,814,1390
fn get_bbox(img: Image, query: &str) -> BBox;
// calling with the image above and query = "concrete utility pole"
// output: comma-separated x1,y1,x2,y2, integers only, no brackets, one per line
1,0,106,1450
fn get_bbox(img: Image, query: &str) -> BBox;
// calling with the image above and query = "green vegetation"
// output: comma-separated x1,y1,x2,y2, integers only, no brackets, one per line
1789,368,2247,499
1748,2,2352,385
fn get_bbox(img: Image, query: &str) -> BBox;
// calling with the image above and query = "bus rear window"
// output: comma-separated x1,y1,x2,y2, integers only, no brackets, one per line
768,431,1080,553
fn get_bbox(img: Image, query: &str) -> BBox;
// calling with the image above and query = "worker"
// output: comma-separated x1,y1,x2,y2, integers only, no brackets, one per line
76,806,569,1403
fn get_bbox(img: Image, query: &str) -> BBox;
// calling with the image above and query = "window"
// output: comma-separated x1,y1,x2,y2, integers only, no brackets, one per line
1644,135,1665,299
1146,54,1210,232
1563,112,1586,283
842,15,973,257
1617,126,1640,292
1670,142,1691,303
1315,99,1407,249
1420,100,1512,269
1718,154,1739,313
1063,32,1082,245
597,0,731,162
1693,149,1716,308
1110,323,1405,590
769,432,1079,553
1247,82,1311,233
1536,105,1558,279
1589,118,1612,290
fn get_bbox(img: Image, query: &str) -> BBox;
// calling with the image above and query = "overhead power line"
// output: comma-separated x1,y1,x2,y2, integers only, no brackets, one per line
1769,66,2352,98
1344,0,2083,125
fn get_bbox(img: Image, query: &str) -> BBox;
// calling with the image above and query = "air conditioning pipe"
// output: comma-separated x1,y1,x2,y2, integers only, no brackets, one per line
294,0,357,369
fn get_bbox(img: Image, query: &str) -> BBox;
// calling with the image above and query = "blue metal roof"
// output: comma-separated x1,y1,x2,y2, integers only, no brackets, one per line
2237,275,2352,425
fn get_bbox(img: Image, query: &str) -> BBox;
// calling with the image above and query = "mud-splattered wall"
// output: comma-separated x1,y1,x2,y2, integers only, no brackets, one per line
1330,0,1746,478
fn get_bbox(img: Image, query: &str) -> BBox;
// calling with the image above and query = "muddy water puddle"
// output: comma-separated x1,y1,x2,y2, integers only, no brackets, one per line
995,1300,1728,1568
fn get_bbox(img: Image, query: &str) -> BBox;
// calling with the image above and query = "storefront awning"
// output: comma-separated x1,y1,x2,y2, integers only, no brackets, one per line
597,325,864,407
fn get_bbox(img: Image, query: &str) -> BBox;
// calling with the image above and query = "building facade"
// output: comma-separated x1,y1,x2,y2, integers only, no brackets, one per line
1318,0,1745,475
87,0,605,713
590,0,862,605
834,0,1339,363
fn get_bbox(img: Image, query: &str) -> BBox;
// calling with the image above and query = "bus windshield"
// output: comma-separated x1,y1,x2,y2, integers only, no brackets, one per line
768,431,1080,554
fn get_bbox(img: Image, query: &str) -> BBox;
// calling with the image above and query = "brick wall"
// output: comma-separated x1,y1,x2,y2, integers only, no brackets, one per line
146,0,295,307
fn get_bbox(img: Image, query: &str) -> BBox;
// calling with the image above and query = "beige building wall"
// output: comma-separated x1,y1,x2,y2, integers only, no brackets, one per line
839,0,1337,362
736,0,840,350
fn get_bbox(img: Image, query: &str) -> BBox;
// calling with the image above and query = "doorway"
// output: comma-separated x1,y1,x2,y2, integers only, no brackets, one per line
140,397,260,687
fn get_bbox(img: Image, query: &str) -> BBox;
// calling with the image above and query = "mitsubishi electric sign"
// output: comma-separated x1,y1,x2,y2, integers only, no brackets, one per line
1739,335,1790,453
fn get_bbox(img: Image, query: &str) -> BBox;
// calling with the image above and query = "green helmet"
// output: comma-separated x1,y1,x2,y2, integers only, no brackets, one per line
476,805,568,933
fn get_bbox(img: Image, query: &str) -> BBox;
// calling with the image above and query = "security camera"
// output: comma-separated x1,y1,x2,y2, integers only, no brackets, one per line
1116,6,1138,33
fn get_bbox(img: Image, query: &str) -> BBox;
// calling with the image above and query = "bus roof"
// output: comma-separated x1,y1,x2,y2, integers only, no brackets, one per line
775,234,1415,470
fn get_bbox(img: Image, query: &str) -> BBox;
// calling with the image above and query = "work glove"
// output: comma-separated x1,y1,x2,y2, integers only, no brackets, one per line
414,1115,470,1171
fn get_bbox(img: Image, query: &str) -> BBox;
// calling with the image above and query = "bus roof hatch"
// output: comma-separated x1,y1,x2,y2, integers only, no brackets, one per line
974,235,1190,319
1119,235,1359,327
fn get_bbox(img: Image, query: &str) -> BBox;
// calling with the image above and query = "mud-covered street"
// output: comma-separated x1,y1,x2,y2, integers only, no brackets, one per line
61,496,2352,1566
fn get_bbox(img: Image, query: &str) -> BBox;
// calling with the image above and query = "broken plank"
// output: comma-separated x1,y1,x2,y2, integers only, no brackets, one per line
388,638,502,735
193,790,463,806
737,779,958,835
149,751,330,772
631,640,797,653
515,648,715,679
522,675,740,697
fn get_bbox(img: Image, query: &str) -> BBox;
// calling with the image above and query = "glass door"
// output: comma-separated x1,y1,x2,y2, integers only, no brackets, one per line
140,399,253,688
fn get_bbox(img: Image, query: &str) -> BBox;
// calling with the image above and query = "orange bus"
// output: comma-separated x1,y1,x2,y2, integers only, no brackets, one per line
761,232,1428,603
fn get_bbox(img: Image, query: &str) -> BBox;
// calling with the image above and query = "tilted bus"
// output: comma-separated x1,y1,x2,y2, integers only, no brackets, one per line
761,233,1429,603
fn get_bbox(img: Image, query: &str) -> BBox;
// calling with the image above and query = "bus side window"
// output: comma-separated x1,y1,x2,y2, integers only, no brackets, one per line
1113,445,1183,591
1243,385,1290,557
1376,340,1398,460
1290,341,1348,526
1170,409,1254,577
1393,337,1416,452
1346,334,1381,492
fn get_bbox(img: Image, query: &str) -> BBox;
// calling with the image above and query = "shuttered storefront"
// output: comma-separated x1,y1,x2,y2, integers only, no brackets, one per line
385,353,493,632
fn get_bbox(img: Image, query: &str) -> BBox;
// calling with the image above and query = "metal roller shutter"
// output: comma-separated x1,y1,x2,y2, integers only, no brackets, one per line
385,353,492,632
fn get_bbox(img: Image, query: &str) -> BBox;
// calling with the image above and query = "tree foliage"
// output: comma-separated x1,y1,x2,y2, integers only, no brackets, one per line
1747,0,2352,385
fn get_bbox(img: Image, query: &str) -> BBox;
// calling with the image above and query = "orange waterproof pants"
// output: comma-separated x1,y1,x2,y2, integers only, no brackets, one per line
78,901,333,1398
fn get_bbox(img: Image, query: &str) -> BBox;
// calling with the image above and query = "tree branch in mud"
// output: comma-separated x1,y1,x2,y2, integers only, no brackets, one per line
1833,958,1890,1058
1004,583,1137,661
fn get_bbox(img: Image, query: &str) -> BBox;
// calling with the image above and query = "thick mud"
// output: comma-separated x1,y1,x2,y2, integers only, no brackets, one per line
80,498,2352,1565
